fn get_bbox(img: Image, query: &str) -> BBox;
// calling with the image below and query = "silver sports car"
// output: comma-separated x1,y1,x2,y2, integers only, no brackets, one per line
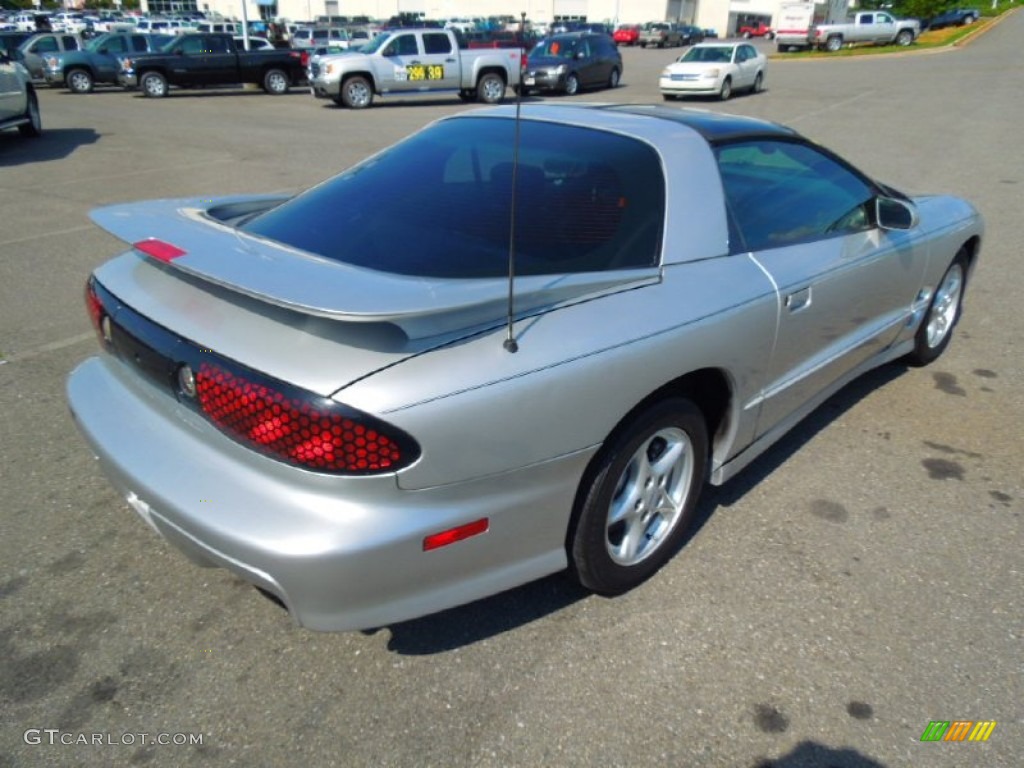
67,104,983,631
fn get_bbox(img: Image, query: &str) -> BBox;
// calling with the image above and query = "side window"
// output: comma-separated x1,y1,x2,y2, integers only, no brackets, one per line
63,35,79,50
383,34,418,56
858,14,874,24
34,37,59,53
715,140,875,252
423,33,452,55
104,36,126,53
180,36,205,54
207,36,231,54
131,36,147,51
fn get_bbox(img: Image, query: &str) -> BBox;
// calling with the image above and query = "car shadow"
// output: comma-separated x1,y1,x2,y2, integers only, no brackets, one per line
753,740,889,767
380,361,908,655
129,87,309,99
322,93,548,110
0,127,99,166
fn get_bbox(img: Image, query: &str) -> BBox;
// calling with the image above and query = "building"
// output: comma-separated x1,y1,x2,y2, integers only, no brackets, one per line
143,0,795,40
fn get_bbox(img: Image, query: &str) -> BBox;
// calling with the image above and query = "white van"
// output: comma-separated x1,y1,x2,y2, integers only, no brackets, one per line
196,22,239,35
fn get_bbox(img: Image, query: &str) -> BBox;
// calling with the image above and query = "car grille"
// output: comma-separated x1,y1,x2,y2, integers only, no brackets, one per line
309,62,320,78
670,74,700,81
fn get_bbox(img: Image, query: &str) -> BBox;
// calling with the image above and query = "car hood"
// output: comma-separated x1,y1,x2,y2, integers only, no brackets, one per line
91,196,659,343
664,61,731,75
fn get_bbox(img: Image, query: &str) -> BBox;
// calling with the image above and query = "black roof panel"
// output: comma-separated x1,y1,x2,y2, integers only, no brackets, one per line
598,104,800,143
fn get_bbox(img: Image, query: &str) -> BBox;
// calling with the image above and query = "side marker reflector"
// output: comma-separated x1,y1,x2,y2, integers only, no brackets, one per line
423,519,489,552
133,238,187,263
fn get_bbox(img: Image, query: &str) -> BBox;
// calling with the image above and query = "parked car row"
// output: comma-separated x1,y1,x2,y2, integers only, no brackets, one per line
5,28,776,110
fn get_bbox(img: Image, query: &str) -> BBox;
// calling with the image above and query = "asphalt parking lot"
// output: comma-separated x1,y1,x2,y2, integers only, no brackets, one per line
1,16,1021,768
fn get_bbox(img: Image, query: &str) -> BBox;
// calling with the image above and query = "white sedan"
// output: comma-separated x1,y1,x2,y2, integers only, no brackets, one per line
660,42,766,100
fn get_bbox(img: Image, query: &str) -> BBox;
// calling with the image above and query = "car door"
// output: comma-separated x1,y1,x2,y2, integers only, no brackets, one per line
715,139,928,435
417,31,459,91
198,34,238,84
0,53,20,122
873,13,897,44
94,34,128,82
371,32,420,93
733,44,758,89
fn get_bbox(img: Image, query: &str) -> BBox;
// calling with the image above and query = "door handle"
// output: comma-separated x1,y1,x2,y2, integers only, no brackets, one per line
785,287,811,312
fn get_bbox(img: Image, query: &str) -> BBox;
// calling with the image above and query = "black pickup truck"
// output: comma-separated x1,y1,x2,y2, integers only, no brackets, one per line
118,33,306,97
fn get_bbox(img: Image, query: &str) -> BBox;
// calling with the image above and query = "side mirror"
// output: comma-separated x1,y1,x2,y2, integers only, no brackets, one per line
876,196,917,231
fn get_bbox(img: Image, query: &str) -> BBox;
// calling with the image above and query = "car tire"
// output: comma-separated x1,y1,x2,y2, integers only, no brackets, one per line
140,71,168,98
262,68,289,95
661,94,676,101
766,32,775,40
476,72,505,104
825,35,843,52
66,67,93,94
743,31,752,39
906,251,968,367
719,76,732,100
340,75,373,109
963,14,977,25
564,72,580,96
607,68,620,89
569,398,708,595
18,90,41,137
895,29,914,46
753,72,764,94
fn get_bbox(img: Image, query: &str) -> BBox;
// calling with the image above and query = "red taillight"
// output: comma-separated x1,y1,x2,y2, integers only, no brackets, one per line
423,519,489,551
195,362,406,473
133,238,186,263
85,279,104,334
300,51,310,67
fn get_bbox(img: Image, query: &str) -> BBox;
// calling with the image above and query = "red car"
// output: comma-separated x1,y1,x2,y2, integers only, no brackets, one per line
613,24,641,46
739,22,775,39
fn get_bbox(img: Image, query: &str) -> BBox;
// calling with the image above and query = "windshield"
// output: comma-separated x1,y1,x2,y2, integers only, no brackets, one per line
241,117,665,278
531,37,577,58
359,33,389,54
681,46,733,63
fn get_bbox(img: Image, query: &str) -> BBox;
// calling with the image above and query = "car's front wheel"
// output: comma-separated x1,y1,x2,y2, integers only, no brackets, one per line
140,71,168,98
906,251,968,366
569,398,707,595
340,75,373,109
753,72,764,93
564,72,580,96
719,76,732,100
66,67,93,94
607,68,620,89
18,90,41,137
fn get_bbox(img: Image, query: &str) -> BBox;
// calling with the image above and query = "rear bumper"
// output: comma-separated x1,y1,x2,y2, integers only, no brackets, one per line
67,355,589,631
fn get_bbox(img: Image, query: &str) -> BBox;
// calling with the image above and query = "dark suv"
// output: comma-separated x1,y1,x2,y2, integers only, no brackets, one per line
522,32,622,96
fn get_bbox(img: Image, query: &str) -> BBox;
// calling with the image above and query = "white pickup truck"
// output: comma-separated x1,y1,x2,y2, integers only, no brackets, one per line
811,11,920,52
308,27,523,109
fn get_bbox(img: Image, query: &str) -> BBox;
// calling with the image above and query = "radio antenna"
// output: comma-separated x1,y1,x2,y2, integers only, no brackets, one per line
503,11,528,354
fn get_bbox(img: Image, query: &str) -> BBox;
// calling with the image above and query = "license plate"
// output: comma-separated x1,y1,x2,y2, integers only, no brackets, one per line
524,76,535,86
406,64,445,81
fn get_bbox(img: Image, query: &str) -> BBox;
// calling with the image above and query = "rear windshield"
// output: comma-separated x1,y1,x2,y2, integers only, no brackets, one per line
241,117,665,278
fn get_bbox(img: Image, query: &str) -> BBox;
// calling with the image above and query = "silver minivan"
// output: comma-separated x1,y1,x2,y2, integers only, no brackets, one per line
291,27,350,50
